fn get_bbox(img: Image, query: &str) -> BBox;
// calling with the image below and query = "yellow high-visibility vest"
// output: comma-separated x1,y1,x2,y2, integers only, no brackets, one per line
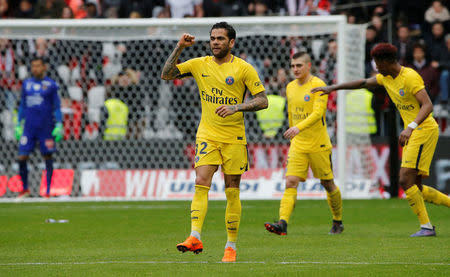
104,98,128,140
256,94,286,138
345,89,377,134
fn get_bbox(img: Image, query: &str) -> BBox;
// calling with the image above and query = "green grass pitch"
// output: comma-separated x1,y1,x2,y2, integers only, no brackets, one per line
0,199,449,276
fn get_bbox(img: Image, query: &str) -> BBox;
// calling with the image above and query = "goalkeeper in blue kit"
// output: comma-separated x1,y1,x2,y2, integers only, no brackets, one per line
16,56,63,198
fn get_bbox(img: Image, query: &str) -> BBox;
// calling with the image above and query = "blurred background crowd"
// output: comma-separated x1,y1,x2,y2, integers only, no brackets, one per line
0,0,449,142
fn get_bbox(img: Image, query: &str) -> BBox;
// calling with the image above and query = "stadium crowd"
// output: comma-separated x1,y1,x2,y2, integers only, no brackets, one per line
0,0,449,141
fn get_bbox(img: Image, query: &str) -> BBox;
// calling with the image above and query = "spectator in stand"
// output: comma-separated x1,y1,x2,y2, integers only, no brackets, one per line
254,0,269,16
109,69,143,138
425,0,450,24
319,39,337,85
268,67,289,97
371,15,388,42
84,1,101,18
286,0,330,16
15,0,34,18
434,34,450,117
34,0,65,18
408,44,440,105
0,0,12,18
0,38,18,111
162,0,204,18
365,25,379,77
393,25,415,66
425,22,447,68
61,5,74,18
119,0,164,18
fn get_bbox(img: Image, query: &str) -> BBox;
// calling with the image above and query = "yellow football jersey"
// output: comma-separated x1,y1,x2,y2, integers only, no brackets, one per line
376,67,438,130
286,76,332,153
177,55,265,144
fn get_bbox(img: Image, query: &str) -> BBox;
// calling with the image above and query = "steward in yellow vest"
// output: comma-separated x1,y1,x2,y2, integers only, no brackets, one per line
345,88,377,134
103,98,129,140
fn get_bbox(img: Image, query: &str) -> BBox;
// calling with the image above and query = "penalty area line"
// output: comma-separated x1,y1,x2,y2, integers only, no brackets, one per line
1,261,449,266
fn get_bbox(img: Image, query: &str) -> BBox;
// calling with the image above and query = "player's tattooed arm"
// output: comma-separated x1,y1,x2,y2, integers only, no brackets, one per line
215,91,268,118
234,91,268,112
161,33,195,80
160,46,183,80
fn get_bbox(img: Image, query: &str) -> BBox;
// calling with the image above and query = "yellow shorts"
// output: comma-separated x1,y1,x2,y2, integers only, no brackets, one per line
194,138,248,175
401,127,439,177
285,149,334,180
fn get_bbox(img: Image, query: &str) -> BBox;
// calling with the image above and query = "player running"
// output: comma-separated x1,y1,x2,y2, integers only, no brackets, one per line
264,52,343,236
311,43,450,237
160,22,268,262
16,56,62,199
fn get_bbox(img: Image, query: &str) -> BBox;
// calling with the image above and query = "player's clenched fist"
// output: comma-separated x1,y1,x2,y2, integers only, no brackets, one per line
177,33,195,48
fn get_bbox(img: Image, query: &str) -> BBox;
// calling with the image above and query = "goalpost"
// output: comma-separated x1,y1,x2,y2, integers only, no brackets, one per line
0,16,377,200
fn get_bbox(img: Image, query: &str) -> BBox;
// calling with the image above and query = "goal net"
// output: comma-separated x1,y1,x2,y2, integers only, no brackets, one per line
0,17,380,200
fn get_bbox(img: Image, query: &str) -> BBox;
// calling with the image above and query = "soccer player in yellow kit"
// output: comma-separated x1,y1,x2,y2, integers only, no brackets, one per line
161,22,268,262
264,52,344,236
312,43,450,237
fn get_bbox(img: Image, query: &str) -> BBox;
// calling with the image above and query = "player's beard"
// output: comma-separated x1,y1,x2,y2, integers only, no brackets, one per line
211,46,230,59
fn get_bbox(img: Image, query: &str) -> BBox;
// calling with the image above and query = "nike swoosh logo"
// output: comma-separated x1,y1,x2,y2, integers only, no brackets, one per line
202,74,209,77
227,220,239,224
240,166,246,170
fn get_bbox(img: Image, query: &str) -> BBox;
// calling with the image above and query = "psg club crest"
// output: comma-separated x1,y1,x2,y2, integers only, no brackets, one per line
399,89,405,96
304,95,311,101
225,76,234,85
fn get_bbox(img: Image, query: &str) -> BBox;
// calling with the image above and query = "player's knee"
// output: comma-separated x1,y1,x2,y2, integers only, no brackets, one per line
398,168,416,190
286,177,300,189
195,175,211,188
321,179,336,192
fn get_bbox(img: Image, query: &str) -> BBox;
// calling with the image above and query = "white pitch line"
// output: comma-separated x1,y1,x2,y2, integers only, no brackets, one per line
1,261,449,266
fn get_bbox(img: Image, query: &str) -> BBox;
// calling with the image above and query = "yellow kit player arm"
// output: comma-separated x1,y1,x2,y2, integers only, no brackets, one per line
295,94,328,131
161,33,195,80
398,89,433,146
284,92,328,140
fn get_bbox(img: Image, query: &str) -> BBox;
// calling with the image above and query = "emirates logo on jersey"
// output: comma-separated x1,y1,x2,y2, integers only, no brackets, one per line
304,95,310,101
399,89,405,96
225,76,234,85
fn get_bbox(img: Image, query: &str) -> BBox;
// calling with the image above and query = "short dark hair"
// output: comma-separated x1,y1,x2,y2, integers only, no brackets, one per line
412,43,426,53
292,51,309,61
370,43,398,62
31,56,46,64
210,22,236,40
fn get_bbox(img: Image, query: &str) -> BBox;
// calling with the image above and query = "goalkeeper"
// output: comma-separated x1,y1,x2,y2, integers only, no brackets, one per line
15,56,62,199
264,52,344,236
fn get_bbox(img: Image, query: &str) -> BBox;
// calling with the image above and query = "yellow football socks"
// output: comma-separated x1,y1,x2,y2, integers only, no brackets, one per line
422,185,450,208
405,185,430,225
225,188,241,243
191,185,209,234
327,186,343,221
279,188,297,223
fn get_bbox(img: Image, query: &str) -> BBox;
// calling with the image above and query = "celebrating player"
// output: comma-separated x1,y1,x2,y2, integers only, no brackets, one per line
264,52,344,236
16,56,62,199
311,43,450,237
160,22,268,262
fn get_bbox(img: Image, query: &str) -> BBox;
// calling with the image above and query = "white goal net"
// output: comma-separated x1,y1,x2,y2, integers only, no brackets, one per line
0,17,379,200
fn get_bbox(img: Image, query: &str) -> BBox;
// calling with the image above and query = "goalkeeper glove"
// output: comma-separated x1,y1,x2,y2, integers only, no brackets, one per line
15,124,23,141
52,122,63,142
